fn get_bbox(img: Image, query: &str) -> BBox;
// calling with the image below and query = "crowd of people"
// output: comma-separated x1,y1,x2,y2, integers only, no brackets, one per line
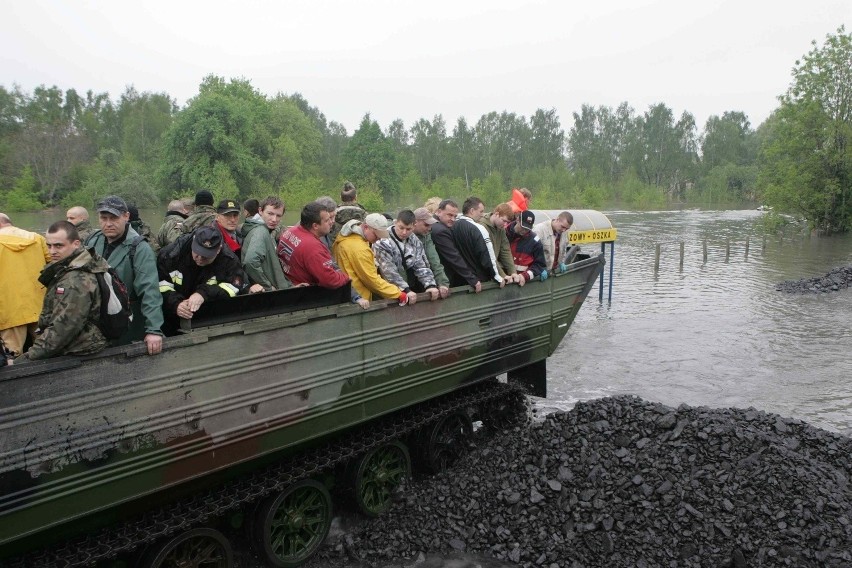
0,183,575,365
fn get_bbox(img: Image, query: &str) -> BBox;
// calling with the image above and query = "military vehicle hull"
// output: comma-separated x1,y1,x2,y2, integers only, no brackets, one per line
0,254,604,565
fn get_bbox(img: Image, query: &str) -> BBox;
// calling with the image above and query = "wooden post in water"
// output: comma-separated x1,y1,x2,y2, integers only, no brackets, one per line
745,237,750,259
762,235,767,252
679,241,685,270
654,243,661,271
702,240,708,263
725,239,730,262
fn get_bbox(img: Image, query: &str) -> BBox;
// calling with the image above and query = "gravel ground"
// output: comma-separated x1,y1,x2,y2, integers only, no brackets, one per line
775,265,852,293
235,395,852,567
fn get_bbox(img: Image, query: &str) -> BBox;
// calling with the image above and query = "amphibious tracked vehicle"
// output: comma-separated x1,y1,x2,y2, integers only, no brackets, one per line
0,253,604,567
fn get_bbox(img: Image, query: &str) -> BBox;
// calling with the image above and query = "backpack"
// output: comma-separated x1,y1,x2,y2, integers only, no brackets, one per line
95,268,133,340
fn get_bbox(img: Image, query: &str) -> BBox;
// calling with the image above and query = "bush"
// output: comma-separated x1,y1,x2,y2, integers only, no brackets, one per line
2,166,43,211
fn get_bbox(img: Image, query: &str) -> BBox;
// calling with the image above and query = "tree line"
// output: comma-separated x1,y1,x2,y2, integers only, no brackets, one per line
0,27,849,232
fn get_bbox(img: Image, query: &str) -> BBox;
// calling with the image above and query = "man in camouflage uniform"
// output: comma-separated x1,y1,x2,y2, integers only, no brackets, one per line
182,189,217,234
152,199,189,253
17,221,108,361
329,181,366,244
66,206,94,242
128,205,153,241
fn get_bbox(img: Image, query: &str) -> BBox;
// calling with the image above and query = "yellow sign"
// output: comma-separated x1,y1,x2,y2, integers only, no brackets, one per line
568,228,617,244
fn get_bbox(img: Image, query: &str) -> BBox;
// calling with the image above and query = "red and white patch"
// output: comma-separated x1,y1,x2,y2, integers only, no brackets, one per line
56,287,65,295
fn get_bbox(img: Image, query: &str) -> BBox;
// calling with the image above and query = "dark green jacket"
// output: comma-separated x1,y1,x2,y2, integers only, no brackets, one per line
241,217,292,291
479,217,515,278
414,231,450,288
85,227,164,343
22,248,108,360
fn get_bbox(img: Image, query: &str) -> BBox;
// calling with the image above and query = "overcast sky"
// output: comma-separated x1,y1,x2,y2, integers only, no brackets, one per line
2,0,848,134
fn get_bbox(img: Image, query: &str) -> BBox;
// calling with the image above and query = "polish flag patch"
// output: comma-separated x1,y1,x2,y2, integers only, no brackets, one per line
56,287,65,295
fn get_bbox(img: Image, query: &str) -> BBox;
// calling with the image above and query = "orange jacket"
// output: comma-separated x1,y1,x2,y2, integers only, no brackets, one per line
509,188,529,214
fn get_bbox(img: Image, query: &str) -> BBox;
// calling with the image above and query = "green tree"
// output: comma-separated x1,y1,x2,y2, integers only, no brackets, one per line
342,114,401,200
759,26,852,232
1,165,43,210
118,87,175,165
160,76,269,198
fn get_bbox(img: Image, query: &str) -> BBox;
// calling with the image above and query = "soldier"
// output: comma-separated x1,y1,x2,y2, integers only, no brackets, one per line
0,212,51,357
152,199,189,253
17,221,108,361
182,189,217,234
241,196,291,291
85,196,164,355
373,209,440,299
66,206,94,242
128,205,153,241
333,213,415,305
534,211,573,273
330,181,366,244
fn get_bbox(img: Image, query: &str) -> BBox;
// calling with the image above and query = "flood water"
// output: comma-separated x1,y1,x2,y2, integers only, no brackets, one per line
547,209,852,435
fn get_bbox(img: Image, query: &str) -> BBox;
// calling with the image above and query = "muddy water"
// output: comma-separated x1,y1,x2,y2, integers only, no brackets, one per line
546,209,852,435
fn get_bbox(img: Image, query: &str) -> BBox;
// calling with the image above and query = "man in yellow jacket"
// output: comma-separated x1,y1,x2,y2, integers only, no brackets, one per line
0,213,51,356
332,213,416,306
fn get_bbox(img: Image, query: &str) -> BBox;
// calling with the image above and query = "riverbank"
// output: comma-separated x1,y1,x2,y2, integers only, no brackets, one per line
297,395,852,568
775,265,852,293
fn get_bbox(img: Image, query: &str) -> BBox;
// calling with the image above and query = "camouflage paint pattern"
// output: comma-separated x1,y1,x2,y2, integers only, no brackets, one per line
0,254,604,557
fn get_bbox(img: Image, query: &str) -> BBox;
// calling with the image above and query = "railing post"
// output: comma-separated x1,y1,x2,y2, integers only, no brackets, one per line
654,243,661,271
679,241,685,270
702,240,708,263
745,237,750,259
725,239,730,262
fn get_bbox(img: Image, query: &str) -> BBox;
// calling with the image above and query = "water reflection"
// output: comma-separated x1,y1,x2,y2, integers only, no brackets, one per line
548,209,852,435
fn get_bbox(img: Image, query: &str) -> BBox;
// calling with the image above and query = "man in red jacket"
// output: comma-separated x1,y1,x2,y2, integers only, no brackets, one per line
277,202,367,307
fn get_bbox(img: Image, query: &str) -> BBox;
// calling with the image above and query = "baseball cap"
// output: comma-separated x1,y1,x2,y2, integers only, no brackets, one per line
191,226,223,259
520,210,535,231
217,199,240,214
414,207,437,225
96,196,129,217
364,213,390,238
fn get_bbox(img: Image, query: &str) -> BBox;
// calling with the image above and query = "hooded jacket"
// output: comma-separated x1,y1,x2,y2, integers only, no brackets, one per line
0,225,50,329
241,217,292,291
22,248,108,360
332,221,402,301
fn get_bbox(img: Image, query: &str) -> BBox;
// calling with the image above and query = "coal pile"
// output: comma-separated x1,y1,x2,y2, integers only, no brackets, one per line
775,265,852,293
327,396,852,567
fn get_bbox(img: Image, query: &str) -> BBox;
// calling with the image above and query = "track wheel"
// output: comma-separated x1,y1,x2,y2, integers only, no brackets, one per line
252,479,332,568
139,527,233,568
353,441,411,516
417,411,474,474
